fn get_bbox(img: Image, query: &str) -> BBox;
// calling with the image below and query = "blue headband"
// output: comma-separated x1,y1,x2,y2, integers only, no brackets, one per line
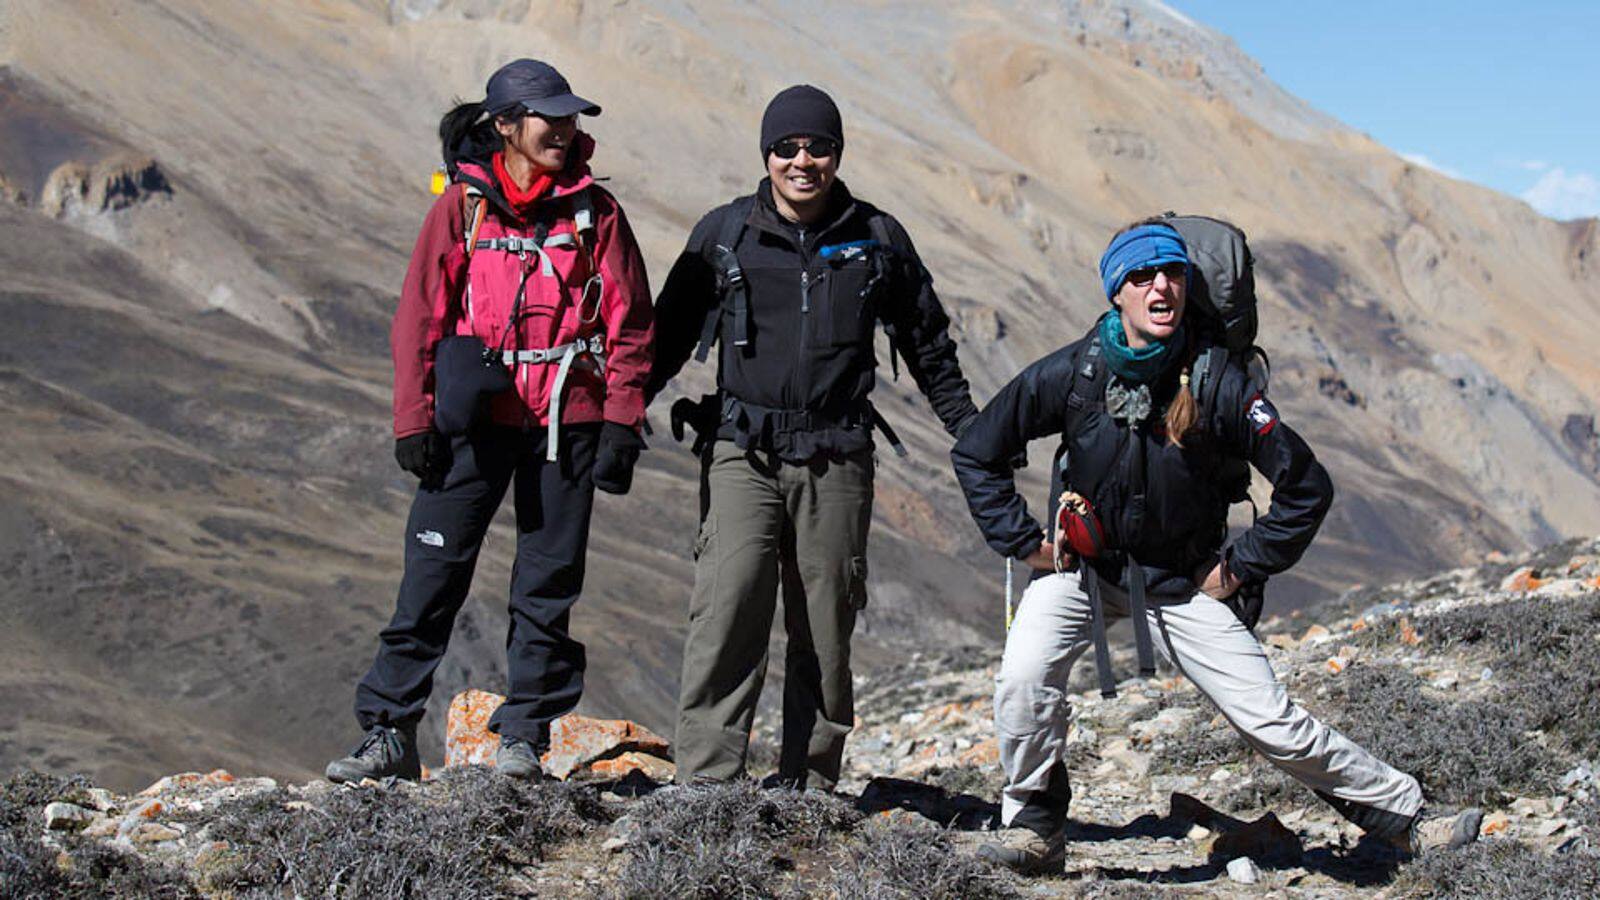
1098,224,1189,300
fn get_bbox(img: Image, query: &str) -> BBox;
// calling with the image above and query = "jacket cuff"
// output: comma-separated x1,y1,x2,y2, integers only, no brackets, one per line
1004,527,1045,561
602,391,646,429
1224,544,1263,583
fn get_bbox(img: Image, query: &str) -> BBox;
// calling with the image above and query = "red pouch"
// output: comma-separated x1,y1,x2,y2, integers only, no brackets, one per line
1056,491,1106,561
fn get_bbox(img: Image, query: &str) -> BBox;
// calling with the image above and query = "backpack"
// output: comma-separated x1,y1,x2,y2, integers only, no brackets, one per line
1161,212,1267,507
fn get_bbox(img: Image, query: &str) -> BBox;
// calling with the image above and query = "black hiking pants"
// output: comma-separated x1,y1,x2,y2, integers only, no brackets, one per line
354,424,598,750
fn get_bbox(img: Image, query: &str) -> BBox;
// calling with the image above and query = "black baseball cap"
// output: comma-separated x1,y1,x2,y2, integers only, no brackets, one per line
484,59,601,118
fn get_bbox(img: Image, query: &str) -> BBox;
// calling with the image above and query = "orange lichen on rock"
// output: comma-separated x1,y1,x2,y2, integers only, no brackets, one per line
544,714,672,780
444,690,673,780
1325,657,1348,675
919,699,986,727
586,752,676,782
445,689,504,768
958,738,1000,767
1398,618,1422,646
139,773,202,797
1500,567,1548,593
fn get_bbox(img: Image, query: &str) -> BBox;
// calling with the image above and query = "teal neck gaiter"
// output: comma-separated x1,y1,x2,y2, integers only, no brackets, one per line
1097,310,1183,384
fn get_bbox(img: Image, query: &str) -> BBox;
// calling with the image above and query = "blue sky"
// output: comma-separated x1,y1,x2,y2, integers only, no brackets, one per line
1166,1,1600,220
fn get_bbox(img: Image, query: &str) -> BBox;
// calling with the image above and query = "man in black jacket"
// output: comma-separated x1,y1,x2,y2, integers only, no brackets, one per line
648,85,978,789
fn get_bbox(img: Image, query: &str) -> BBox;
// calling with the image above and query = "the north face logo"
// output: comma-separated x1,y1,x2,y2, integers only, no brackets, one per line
415,530,445,548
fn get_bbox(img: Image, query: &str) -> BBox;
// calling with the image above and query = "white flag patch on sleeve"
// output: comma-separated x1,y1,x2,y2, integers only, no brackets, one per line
1246,393,1278,436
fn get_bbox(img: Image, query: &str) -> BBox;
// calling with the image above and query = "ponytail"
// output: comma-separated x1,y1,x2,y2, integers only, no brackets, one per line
1164,347,1200,448
438,100,490,167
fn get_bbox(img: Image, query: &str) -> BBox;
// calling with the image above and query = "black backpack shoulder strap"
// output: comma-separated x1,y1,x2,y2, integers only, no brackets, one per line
1064,331,1108,434
1192,345,1230,419
694,195,756,362
864,212,904,379
1049,332,1104,536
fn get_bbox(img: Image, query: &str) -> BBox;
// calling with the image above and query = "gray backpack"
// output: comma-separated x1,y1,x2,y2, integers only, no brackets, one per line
1162,213,1265,505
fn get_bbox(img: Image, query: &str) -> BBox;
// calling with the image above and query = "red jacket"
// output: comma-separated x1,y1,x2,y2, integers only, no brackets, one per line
390,136,653,438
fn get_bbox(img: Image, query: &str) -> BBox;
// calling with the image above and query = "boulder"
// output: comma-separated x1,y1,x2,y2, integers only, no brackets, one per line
444,690,673,780
1500,566,1548,593
43,802,95,831
545,714,672,780
444,689,504,768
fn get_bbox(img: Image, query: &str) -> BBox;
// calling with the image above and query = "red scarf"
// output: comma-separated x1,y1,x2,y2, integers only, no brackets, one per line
492,151,554,211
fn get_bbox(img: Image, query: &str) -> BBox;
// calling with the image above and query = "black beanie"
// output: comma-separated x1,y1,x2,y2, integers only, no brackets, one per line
759,85,843,156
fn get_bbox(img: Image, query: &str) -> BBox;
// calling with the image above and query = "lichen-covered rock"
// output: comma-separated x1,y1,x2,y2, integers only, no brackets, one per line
444,689,503,768
443,689,673,780
545,713,672,780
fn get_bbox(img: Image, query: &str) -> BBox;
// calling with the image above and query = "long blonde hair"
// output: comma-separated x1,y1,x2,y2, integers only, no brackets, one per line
1164,346,1199,448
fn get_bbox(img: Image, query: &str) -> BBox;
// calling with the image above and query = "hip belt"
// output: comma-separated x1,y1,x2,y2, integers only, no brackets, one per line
722,396,906,458
502,334,606,462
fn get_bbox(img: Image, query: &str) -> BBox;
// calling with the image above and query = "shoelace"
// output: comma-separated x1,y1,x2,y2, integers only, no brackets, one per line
352,727,399,761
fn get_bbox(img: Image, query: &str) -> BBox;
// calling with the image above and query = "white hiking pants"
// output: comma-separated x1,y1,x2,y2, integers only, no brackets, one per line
995,570,1424,827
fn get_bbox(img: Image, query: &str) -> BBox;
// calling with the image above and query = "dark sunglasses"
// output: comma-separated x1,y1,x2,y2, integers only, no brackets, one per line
1125,262,1187,287
768,137,839,160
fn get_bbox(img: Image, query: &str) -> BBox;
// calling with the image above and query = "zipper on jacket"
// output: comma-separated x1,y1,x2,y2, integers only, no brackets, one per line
801,269,810,313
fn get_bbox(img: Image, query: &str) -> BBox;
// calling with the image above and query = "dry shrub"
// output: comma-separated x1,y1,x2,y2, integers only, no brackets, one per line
1307,663,1557,806
1394,840,1599,899
607,781,860,899
0,770,194,899
1378,594,1600,757
824,822,1019,900
203,766,608,898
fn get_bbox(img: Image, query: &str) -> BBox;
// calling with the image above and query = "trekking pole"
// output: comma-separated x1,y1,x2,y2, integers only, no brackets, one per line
1004,557,1015,630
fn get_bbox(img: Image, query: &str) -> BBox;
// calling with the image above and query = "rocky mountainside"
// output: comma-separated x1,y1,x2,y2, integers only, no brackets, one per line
5,537,1598,896
1,0,1598,791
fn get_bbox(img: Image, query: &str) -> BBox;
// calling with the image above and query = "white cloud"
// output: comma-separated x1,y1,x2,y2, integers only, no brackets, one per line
1521,167,1600,220
1399,152,1462,179
1519,160,1550,172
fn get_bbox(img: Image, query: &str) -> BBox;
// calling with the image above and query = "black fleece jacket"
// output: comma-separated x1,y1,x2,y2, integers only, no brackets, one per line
950,330,1333,596
647,179,977,458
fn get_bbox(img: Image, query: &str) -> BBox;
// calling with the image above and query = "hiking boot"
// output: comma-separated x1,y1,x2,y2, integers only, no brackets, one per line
1387,807,1483,856
495,735,544,780
325,724,420,784
977,825,1066,874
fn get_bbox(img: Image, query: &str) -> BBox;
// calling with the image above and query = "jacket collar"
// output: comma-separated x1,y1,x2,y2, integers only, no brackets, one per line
749,177,858,243
451,131,596,222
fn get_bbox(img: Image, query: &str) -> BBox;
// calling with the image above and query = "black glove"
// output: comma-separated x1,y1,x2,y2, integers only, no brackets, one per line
592,422,646,495
395,430,450,487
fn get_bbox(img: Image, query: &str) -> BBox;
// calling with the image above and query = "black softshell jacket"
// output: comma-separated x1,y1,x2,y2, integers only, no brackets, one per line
950,332,1333,596
647,179,976,456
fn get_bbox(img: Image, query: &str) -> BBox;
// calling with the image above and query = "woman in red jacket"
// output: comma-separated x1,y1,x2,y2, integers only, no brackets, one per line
326,59,654,782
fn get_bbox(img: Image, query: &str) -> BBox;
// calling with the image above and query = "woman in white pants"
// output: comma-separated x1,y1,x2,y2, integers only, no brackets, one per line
950,219,1425,872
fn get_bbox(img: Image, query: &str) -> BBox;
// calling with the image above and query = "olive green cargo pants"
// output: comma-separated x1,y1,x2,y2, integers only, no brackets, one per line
675,440,874,790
